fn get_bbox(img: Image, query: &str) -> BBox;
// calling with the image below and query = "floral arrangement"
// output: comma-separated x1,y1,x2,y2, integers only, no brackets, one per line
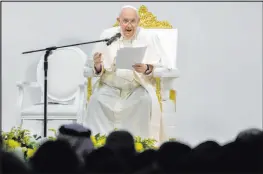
1,127,41,160
1,127,162,160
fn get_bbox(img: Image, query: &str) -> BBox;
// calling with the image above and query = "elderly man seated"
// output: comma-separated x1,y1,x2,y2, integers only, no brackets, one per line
84,5,168,142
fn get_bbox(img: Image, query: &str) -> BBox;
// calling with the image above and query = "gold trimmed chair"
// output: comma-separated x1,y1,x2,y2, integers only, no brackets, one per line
83,5,180,137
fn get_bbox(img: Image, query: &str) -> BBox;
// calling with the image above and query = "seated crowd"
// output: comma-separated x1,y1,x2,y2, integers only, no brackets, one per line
1,125,263,174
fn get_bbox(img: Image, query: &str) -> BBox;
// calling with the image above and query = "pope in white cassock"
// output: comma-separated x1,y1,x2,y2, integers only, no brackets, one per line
84,5,168,142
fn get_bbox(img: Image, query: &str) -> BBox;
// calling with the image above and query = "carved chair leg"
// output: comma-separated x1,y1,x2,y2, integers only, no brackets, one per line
170,89,176,112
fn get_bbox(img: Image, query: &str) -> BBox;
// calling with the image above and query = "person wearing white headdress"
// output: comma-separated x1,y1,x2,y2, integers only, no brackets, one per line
83,5,168,143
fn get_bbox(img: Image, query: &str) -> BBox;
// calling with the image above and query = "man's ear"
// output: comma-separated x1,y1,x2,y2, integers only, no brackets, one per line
117,17,120,23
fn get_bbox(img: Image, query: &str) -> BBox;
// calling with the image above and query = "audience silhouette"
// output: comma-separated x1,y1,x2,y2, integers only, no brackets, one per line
1,126,263,174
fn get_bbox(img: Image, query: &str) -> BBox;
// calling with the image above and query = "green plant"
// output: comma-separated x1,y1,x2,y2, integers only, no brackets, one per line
2,127,176,160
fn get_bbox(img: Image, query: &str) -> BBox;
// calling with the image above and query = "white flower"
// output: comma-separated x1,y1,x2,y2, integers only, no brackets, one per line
12,147,25,161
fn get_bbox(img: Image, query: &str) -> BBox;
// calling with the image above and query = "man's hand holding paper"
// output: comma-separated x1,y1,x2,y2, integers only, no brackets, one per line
132,63,148,73
116,46,151,73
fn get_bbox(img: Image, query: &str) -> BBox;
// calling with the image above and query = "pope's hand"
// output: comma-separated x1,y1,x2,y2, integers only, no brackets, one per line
93,52,102,65
132,63,148,73
93,52,102,71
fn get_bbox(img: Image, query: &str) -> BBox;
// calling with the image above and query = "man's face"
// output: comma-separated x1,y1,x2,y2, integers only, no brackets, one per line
117,8,140,39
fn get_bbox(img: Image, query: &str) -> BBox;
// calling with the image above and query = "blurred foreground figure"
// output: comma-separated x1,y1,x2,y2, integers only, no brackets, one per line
57,123,94,160
29,140,80,173
105,130,136,171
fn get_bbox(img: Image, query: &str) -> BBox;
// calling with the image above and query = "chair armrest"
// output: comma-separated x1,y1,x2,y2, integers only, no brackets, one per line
83,67,94,77
153,68,180,109
16,81,41,88
83,67,93,101
83,67,102,101
153,68,180,78
16,81,41,115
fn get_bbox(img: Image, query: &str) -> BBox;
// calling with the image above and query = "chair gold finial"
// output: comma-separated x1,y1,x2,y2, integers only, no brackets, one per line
113,5,173,29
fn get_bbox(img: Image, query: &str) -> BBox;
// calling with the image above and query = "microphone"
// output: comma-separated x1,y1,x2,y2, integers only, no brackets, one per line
106,33,121,46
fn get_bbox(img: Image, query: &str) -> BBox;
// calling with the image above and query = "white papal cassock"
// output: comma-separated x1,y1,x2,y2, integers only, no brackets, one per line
84,27,168,142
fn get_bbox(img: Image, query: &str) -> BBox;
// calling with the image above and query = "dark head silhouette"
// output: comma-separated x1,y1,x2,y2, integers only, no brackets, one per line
1,150,30,174
29,139,80,173
157,141,191,172
236,128,262,142
105,130,136,171
84,146,124,173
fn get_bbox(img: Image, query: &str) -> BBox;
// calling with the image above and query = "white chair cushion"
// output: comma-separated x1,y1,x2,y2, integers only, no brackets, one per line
21,104,78,116
37,47,86,102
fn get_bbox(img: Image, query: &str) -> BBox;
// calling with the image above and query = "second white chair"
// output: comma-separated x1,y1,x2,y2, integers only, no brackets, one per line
17,47,87,137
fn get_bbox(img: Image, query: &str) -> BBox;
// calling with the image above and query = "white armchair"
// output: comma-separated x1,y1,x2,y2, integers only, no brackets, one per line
83,5,180,138
17,47,87,137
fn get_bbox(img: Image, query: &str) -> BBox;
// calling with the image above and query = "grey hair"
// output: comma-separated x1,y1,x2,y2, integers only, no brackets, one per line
119,5,140,18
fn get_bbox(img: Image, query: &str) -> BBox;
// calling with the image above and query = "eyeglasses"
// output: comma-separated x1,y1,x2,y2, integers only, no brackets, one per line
120,19,138,26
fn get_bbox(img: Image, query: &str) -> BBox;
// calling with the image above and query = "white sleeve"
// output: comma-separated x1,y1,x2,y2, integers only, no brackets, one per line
85,30,108,76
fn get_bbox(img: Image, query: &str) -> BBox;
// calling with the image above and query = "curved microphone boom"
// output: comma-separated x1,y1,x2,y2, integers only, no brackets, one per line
106,33,121,46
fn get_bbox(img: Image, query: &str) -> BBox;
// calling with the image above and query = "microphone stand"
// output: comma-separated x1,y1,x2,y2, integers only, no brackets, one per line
22,38,109,137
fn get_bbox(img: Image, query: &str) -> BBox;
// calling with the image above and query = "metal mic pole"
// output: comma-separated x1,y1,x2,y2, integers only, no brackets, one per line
22,38,109,137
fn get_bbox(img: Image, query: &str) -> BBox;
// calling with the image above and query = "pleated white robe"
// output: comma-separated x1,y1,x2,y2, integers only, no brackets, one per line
84,27,167,142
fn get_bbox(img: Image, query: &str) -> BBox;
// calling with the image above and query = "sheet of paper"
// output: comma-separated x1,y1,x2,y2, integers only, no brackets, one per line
115,46,147,70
